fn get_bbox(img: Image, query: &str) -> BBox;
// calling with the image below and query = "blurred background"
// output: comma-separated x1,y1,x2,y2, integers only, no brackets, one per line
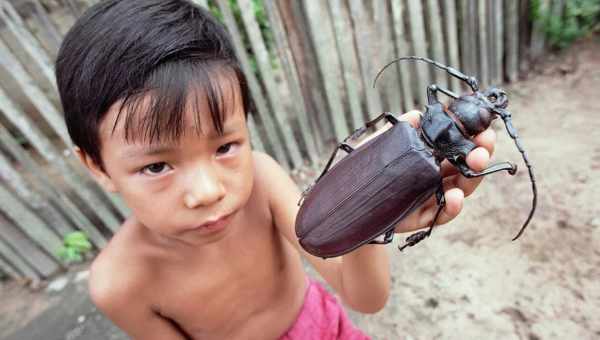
0,0,599,339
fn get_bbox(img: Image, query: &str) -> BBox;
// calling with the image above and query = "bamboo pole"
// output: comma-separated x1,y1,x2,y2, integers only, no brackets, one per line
0,1,57,91
0,151,75,237
328,0,364,130
406,0,430,106
264,0,319,164
300,1,349,141
390,0,415,111
441,0,461,93
0,85,121,233
216,1,290,168
0,213,61,278
373,1,402,114
0,37,70,147
0,183,63,262
348,0,383,118
505,0,520,82
426,0,448,90
237,0,304,168
0,122,107,248
31,0,63,55
0,233,41,282
478,1,489,87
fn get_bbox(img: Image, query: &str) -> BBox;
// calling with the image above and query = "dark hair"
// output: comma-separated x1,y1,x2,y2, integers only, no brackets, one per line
56,0,254,168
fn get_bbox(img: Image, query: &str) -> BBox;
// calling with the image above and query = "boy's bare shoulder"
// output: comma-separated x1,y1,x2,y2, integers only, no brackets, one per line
88,219,155,314
252,150,290,183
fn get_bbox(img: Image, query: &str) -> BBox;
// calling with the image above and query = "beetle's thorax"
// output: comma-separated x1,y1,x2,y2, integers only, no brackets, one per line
447,93,495,136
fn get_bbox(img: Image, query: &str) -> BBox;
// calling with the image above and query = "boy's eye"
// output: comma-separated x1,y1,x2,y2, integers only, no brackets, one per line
141,162,172,176
216,142,237,156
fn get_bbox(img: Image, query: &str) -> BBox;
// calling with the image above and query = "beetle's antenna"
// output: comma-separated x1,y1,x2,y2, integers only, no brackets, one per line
373,56,479,92
494,108,537,240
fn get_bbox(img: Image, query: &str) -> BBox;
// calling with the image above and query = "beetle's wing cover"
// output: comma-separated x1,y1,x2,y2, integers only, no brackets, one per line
296,121,440,258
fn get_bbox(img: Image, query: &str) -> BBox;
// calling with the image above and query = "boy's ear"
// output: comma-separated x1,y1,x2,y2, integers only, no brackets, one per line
74,147,118,193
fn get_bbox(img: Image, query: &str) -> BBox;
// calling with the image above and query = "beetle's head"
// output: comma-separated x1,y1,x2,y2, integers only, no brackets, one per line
483,87,508,109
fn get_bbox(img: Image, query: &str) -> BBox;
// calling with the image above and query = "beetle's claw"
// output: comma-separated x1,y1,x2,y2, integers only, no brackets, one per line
398,230,431,251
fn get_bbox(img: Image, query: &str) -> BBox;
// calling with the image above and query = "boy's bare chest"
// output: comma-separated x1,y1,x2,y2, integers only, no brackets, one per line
152,224,306,339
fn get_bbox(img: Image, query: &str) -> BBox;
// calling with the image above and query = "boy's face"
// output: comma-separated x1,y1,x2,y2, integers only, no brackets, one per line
82,80,254,246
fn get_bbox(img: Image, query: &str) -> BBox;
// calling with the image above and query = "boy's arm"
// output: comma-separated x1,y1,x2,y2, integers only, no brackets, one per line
89,266,190,339
255,151,391,313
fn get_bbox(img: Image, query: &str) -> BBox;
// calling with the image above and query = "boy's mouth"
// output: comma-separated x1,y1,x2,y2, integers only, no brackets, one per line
191,212,234,232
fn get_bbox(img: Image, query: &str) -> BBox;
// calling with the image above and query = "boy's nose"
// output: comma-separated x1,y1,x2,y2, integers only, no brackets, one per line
183,169,225,209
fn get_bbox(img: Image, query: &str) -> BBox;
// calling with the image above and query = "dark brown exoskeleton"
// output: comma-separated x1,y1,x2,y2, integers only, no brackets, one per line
295,56,537,258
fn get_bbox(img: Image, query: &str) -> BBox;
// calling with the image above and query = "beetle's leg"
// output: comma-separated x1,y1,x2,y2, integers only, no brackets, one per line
399,187,445,251
450,156,517,178
369,229,395,245
427,84,459,104
346,112,398,144
298,141,355,206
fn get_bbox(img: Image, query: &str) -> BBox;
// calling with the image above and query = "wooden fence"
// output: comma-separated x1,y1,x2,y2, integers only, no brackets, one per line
0,0,556,284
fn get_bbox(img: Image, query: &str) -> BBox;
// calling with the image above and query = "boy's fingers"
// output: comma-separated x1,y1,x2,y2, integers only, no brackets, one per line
395,188,464,232
397,110,422,129
472,128,496,156
428,187,464,226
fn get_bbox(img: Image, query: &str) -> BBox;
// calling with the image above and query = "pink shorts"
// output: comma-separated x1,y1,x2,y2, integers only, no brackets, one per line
280,278,371,340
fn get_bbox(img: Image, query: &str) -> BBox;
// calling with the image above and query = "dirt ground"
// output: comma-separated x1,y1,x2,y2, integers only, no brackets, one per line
1,38,599,340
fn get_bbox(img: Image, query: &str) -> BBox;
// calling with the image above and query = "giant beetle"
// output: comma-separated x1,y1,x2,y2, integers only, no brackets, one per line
295,56,537,258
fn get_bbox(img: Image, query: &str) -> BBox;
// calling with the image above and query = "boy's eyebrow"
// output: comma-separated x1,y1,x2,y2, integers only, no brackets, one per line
120,145,177,159
205,120,243,137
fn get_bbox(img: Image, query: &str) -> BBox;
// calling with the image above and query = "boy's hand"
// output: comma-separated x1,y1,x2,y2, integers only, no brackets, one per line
392,110,496,233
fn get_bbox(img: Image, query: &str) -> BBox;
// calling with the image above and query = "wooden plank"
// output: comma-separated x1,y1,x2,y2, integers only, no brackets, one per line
31,0,63,55
530,0,549,60
441,0,461,93
477,1,489,87
348,0,382,118
264,0,319,164
0,234,40,282
0,255,21,280
519,0,532,74
425,0,448,90
0,85,121,233
247,115,266,153
0,184,63,261
0,151,75,237
237,0,304,168
328,0,365,129
216,1,290,168
0,37,70,147
277,0,332,147
0,213,61,278
0,122,107,248
458,0,479,84
406,0,430,106
301,1,349,141
390,0,415,111
373,1,402,114
505,0,520,82
491,0,504,84
0,1,57,91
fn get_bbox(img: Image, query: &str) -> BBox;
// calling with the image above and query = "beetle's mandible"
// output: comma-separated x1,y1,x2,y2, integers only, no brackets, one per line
295,56,537,258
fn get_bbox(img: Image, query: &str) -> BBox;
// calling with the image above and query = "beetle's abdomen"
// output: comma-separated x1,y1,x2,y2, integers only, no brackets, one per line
296,122,441,258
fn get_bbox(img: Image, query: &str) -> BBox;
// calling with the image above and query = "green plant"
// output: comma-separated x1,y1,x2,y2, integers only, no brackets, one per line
57,231,93,263
532,0,600,49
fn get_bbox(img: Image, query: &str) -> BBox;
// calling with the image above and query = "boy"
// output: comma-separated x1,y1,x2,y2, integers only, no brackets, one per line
56,1,496,339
